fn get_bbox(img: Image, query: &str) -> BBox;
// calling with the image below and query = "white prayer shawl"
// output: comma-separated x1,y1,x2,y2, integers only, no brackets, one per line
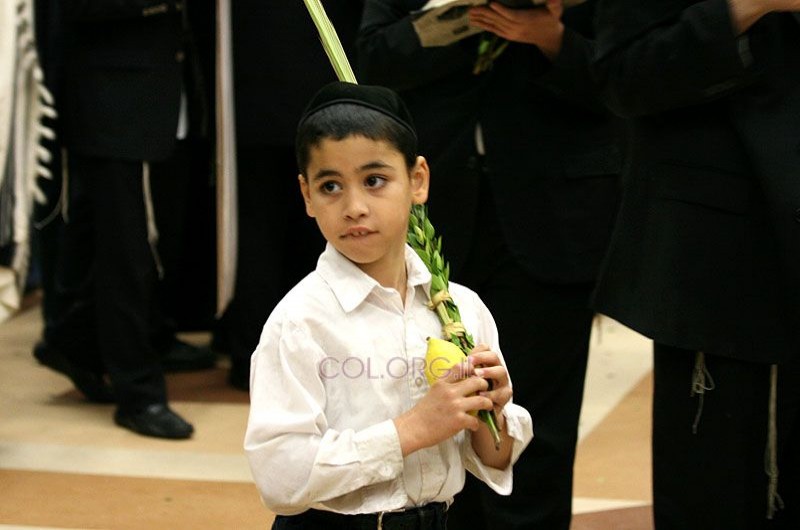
0,0,55,322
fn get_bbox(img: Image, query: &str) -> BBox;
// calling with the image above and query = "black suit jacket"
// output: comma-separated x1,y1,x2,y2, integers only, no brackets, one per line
358,0,623,283
61,1,190,161
230,1,364,146
591,0,800,362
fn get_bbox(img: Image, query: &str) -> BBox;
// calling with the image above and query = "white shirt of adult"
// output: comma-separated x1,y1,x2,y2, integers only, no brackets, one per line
245,243,534,516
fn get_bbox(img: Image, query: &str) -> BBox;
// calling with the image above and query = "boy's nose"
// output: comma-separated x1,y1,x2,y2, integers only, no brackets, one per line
343,190,369,219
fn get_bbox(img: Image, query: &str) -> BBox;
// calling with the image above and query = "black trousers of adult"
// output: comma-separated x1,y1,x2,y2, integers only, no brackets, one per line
44,141,212,358
221,144,324,374
53,152,168,411
652,344,800,530
446,179,595,530
34,139,73,351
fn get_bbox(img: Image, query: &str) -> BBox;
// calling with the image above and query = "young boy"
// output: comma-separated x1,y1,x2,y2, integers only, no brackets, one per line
244,81,533,529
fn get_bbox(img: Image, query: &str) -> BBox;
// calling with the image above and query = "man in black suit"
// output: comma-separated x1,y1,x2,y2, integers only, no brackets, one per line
221,0,363,390
33,0,216,394
55,0,207,438
358,1,623,528
592,0,800,527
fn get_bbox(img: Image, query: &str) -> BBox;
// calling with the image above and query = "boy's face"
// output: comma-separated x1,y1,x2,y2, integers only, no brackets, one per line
299,135,429,281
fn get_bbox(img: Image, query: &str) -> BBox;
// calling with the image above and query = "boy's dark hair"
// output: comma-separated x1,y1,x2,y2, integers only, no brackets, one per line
295,82,418,175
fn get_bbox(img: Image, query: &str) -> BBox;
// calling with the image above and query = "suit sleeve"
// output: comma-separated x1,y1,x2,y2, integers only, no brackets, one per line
357,0,477,90
533,10,609,114
593,0,756,118
68,0,183,21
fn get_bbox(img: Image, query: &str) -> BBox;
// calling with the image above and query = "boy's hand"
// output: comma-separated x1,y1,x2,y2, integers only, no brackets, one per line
469,344,512,423
393,363,493,456
468,344,515,469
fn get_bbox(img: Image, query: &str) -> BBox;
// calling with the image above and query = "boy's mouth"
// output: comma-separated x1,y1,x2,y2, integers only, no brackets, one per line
342,227,376,238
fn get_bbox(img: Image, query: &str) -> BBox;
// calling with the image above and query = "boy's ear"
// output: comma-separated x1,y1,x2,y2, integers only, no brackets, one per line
298,174,316,218
410,156,430,205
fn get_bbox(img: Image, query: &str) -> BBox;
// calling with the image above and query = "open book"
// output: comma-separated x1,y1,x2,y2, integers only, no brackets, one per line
412,0,584,47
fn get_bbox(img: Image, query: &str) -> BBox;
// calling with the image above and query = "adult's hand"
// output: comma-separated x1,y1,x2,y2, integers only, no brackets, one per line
728,0,800,34
469,0,565,60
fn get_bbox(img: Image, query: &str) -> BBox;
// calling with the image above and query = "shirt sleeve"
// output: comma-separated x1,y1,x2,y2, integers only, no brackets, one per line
244,317,405,515
459,292,534,494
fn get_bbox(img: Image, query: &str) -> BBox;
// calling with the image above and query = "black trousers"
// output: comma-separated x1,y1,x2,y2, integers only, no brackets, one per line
446,183,594,530
52,153,169,411
652,344,800,530
43,141,213,354
272,504,448,530
220,144,324,371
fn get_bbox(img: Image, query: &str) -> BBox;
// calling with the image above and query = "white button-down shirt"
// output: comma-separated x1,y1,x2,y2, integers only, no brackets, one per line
245,243,533,516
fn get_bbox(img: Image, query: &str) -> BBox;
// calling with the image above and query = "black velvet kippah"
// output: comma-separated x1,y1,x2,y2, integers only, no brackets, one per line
298,81,417,139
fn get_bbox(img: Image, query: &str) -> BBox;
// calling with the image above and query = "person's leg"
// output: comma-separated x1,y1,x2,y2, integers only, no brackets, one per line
148,139,192,334
271,515,309,529
33,151,113,402
44,154,98,371
447,187,593,530
148,139,215,371
476,273,592,530
652,344,772,530
447,476,488,528
85,155,168,410
33,141,65,336
81,154,192,438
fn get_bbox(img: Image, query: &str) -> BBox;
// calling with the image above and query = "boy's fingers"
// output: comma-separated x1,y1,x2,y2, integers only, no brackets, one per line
455,375,490,395
468,349,500,367
463,394,495,413
480,386,513,407
462,414,482,432
440,359,472,382
474,365,509,387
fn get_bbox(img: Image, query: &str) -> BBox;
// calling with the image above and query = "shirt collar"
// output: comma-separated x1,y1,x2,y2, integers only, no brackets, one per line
316,243,433,313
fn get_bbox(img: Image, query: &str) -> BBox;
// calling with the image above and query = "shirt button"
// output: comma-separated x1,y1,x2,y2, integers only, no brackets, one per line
175,51,185,62
415,377,424,387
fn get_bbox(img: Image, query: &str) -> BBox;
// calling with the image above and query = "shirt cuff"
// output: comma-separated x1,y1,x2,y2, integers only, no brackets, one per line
355,420,405,482
463,403,533,495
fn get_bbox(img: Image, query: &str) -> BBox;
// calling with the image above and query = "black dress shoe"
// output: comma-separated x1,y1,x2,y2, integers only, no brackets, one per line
114,403,194,439
159,338,216,373
33,341,115,404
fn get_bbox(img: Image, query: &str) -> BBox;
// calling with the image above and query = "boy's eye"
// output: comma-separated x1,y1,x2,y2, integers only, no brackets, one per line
320,181,342,194
365,175,387,189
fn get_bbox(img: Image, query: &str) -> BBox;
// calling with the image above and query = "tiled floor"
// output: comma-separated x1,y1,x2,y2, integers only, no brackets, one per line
0,303,654,529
